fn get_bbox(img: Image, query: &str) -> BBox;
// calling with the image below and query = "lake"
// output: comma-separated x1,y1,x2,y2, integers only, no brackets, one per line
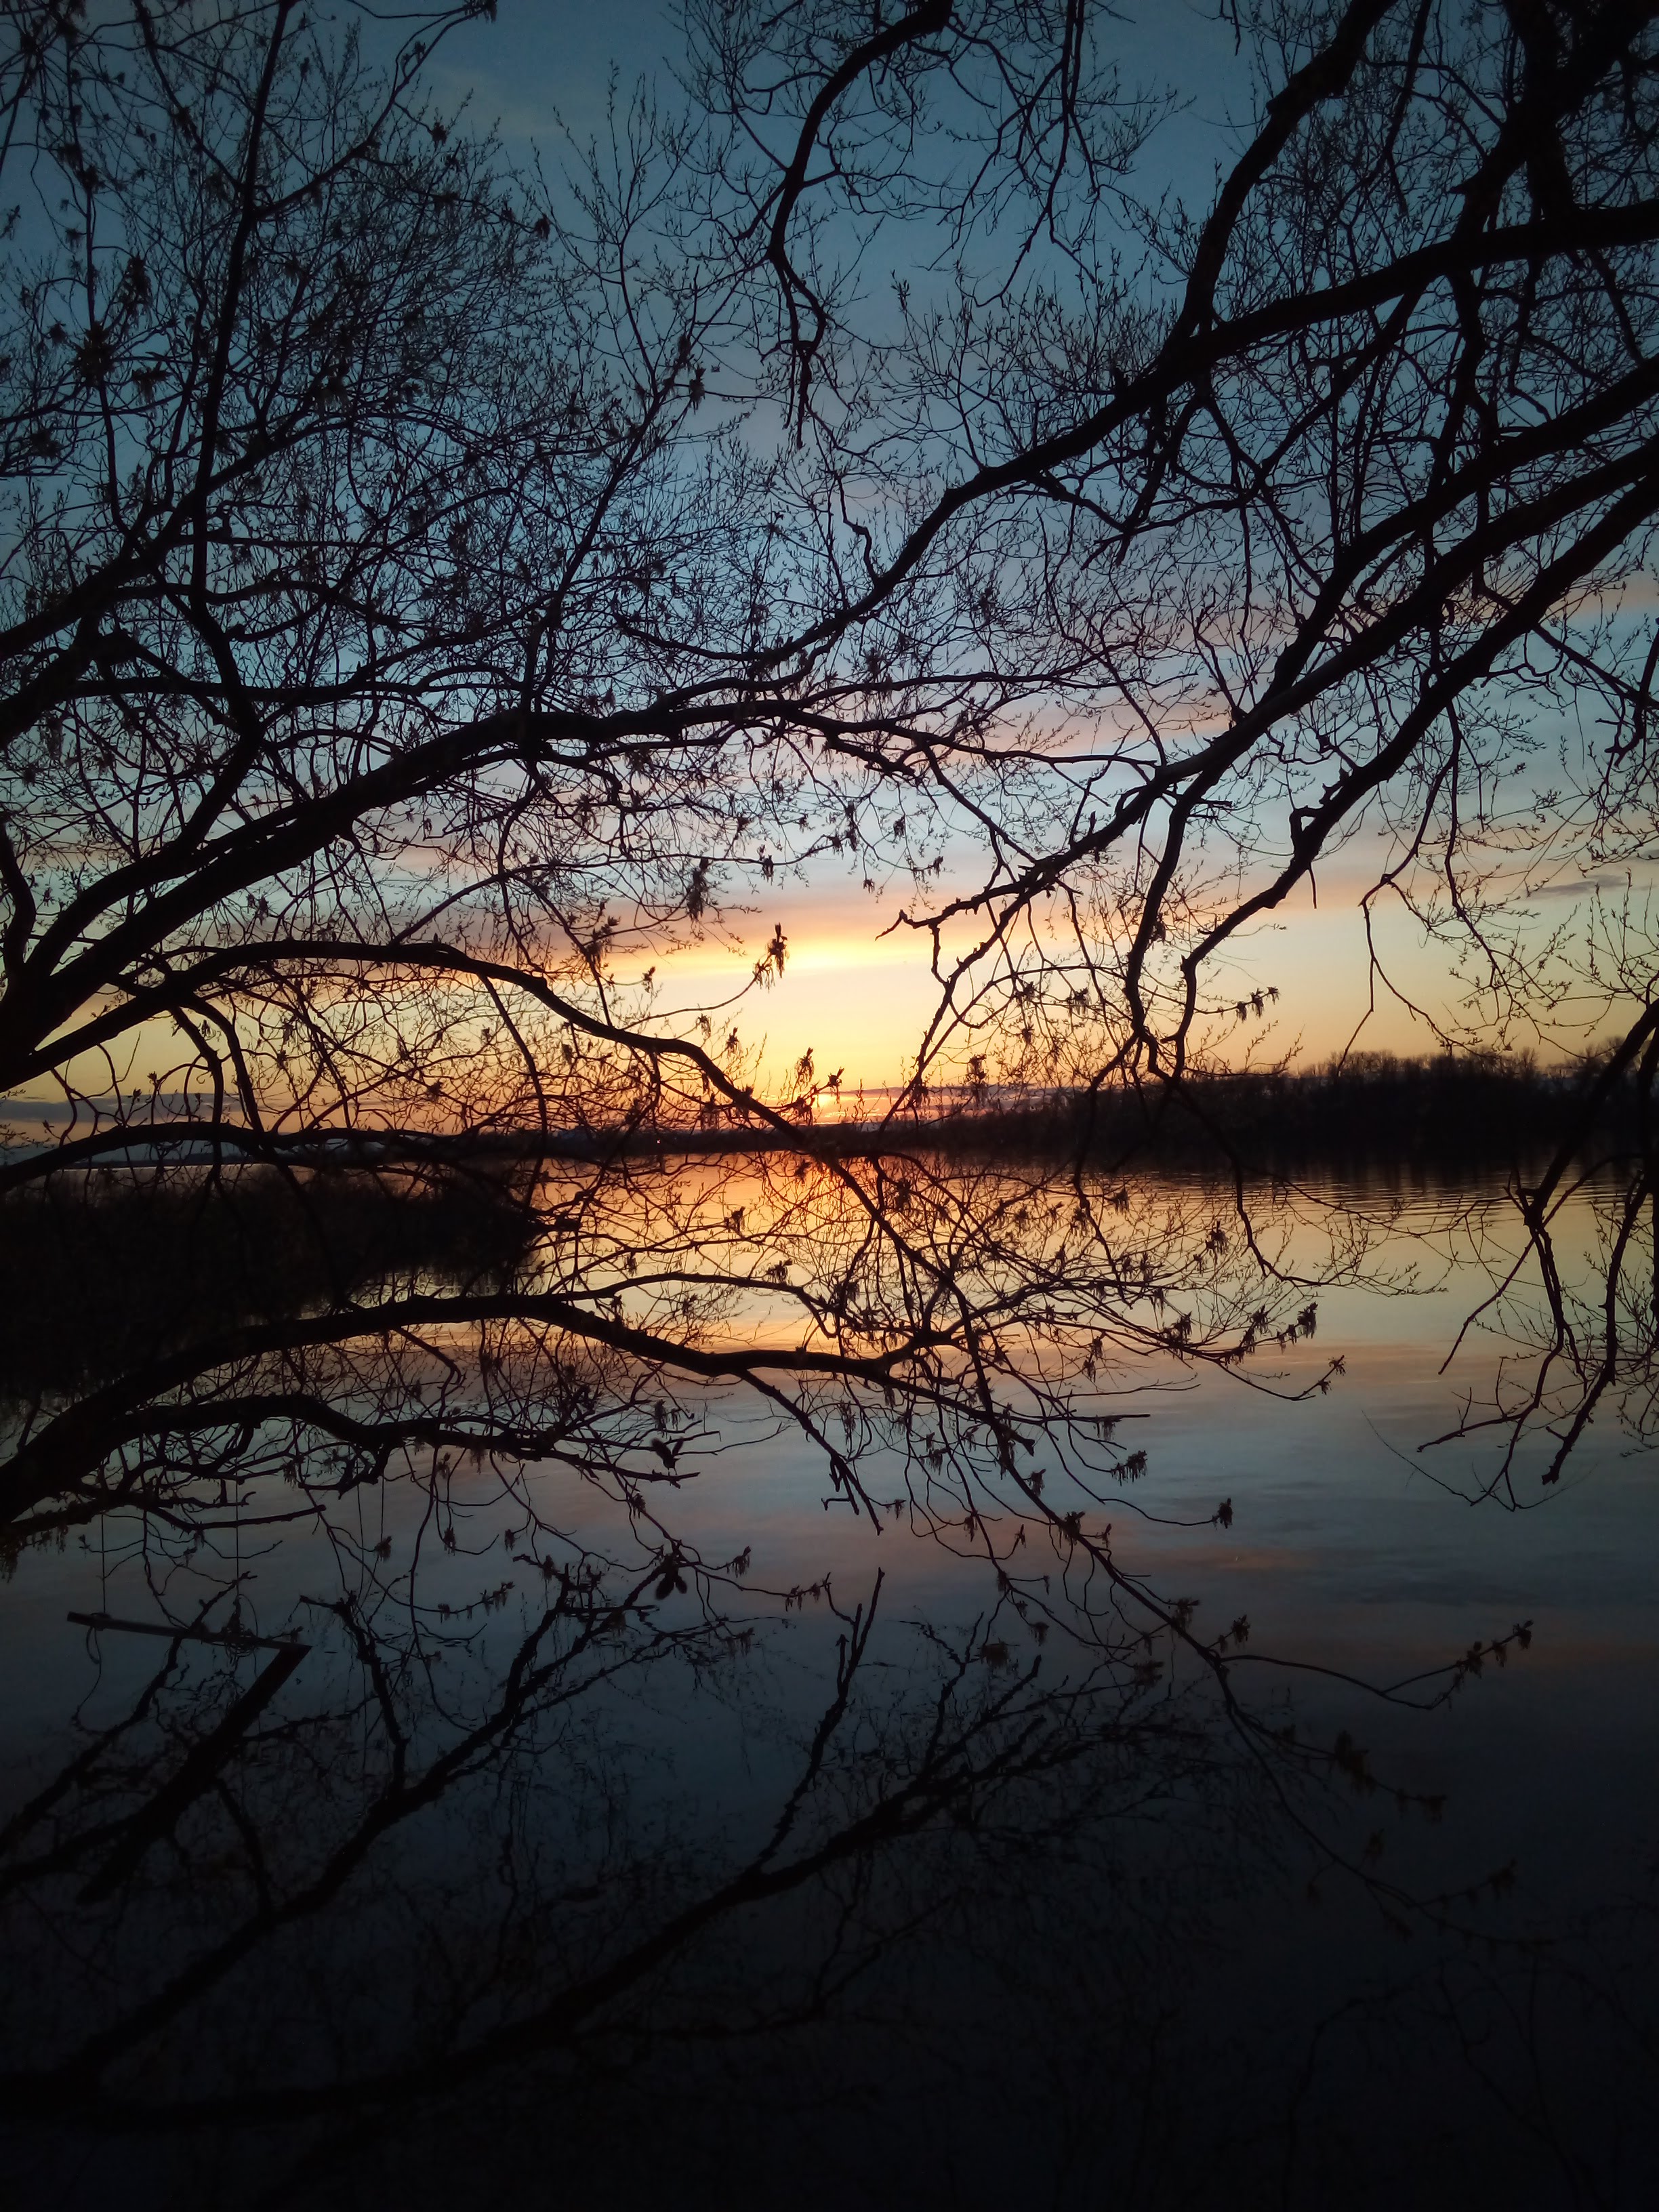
1,1160,1656,2209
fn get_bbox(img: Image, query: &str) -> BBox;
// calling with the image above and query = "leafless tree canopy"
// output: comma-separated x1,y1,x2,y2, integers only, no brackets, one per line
2,0,1657,1122
5,7,1659,2184
1,2,1657,1560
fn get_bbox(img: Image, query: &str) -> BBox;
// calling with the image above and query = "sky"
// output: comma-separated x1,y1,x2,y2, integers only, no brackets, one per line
413,2,1542,1088
644,864,1509,1095
7,2,1617,1113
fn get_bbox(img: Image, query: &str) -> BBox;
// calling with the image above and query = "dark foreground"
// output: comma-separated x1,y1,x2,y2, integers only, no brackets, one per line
0,1158,1654,2209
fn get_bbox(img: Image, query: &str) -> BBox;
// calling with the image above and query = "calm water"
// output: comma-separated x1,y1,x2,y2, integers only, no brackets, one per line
1,1167,1656,2209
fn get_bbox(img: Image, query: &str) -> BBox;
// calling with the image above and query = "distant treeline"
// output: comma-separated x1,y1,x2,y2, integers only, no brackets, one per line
0,1059,1635,1309
323,1049,1632,1171
607,1050,1637,1171
853,1052,1641,1170
0,1056,1633,1401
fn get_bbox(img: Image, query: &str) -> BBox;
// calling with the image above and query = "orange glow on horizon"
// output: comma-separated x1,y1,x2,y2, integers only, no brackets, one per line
12,861,1582,1113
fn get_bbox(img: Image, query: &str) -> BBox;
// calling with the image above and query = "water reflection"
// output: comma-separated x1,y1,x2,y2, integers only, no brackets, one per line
0,1154,1656,2207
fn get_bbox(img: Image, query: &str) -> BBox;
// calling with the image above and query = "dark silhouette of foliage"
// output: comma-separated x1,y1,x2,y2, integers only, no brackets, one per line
2,7,1659,2194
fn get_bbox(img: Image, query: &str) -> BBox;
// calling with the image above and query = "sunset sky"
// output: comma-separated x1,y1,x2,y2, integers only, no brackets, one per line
409,2,1636,1089
419,1,1513,1088
22,1,1625,1109
654,866,1548,1089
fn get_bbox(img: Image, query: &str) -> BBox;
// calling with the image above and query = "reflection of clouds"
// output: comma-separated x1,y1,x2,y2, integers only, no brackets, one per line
2,1172,1657,2203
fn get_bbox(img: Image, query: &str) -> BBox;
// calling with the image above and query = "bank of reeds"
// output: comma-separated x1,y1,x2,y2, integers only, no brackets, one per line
0,1164,535,1401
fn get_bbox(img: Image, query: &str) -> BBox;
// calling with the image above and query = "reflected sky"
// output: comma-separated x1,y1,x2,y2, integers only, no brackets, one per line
0,1168,1656,2205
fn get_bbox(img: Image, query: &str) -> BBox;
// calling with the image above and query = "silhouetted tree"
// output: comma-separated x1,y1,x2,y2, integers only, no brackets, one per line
4,1,1656,1539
